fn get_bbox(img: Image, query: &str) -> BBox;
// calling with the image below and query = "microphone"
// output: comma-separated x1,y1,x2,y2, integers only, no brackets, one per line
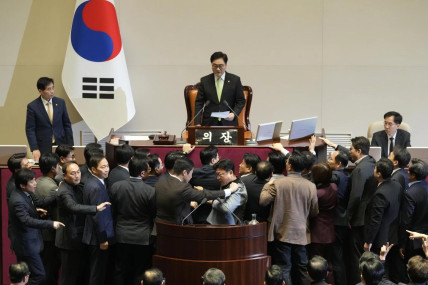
222,101,247,129
215,198,244,225
222,101,257,145
181,198,208,225
176,100,211,144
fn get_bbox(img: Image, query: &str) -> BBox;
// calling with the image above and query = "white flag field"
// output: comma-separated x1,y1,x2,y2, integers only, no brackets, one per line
62,0,135,140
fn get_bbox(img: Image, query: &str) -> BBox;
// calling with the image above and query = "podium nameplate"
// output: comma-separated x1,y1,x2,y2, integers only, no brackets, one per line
195,129,237,145
187,126,245,145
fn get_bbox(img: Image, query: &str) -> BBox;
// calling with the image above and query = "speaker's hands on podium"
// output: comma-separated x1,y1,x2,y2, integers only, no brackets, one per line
224,113,235,121
190,201,198,209
32,150,41,162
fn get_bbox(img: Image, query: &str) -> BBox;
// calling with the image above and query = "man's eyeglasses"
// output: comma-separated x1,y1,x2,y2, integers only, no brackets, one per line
212,64,225,69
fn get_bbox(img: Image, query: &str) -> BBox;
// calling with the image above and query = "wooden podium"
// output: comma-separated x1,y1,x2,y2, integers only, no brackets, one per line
153,222,270,285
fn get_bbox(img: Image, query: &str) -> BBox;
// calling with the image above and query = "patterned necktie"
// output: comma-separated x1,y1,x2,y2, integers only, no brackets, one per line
389,137,394,155
46,102,55,143
46,102,53,123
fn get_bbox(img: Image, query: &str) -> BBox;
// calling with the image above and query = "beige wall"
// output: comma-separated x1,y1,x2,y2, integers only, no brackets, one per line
1,0,428,148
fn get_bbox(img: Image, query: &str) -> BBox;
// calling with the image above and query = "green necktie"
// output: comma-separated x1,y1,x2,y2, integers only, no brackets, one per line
216,77,223,102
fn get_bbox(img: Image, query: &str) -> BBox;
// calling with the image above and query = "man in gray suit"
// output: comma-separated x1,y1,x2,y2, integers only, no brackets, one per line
207,159,247,225
35,153,60,285
260,151,319,285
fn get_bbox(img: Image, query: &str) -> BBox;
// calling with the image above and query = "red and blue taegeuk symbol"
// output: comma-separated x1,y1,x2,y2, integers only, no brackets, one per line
71,0,122,62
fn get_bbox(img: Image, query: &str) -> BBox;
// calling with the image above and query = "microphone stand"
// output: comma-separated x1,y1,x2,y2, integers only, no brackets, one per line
181,198,208,225
222,101,257,145
176,101,210,145
215,198,244,225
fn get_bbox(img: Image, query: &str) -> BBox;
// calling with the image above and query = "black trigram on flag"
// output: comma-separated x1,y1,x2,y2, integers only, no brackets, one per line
82,77,114,99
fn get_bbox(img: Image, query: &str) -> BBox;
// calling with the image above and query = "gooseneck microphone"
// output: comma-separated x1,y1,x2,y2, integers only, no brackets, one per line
222,101,256,145
222,101,247,129
181,198,208,225
215,198,244,225
176,100,211,145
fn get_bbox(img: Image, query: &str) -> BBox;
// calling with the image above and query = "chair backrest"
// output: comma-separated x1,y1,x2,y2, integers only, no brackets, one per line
367,120,411,142
184,84,253,131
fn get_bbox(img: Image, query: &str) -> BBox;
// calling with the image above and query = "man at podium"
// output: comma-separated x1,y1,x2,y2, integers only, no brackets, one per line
194,51,246,126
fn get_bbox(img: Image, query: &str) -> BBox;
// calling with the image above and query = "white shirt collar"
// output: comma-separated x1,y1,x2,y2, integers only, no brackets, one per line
170,174,183,182
41,96,52,105
354,155,367,165
91,173,105,185
214,72,226,81
388,131,397,140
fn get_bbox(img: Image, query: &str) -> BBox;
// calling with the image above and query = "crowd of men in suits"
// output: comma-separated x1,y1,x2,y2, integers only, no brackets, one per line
6,110,428,285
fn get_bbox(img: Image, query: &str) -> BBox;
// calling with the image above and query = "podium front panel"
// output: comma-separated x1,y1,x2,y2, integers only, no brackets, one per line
153,222,270,285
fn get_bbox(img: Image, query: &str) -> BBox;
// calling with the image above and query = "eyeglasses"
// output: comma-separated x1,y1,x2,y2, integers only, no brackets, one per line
215,172,227,177
212,64,225,69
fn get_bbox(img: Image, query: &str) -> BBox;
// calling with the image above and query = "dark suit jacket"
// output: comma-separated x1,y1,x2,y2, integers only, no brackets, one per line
399,180,428,250
82,176,114,245
56,181,97,250
110,177,156,245
240,173,257,184
8,189,54,256
79,164,91,185
392,168,410,192
331,169,350,226
26,96,73,154
189,164,221,223
155,176,226,225
364,179,402,248
189,165,221,190
243,177,270,222
194,72,246,126
6,176,16,205
337,146,378,227
371,129,411,158
106,166,129,192
144,175,159,187
311,281,330,285
310,183,338,244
